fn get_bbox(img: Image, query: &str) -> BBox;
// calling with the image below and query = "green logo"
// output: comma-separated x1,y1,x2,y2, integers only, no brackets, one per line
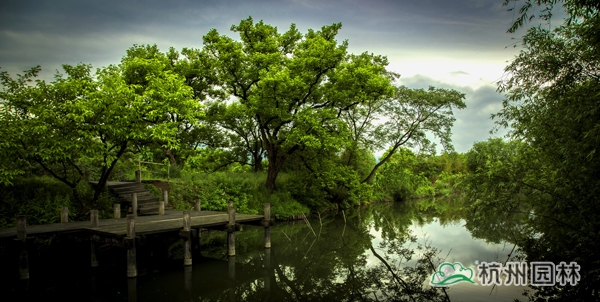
430,262,476,287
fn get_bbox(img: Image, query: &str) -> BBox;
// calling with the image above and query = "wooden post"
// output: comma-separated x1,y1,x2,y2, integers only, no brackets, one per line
227,201,236,257
183,211,192,266
195,199,201,211
90,210,99,267
264,247,271,293
184,265,192,301
17,215,29,280
163,189,169,208
135,170,141,183
158,202,165,215
264,203,271,249
90,210,99,227
61,206,68,223
127,275,137,302
127,214,137,278
85,170,90,182
132,193,138,216
114,203,121,219
228,255,236,302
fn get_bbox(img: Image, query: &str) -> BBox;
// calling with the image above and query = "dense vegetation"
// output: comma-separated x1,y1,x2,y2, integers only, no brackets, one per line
460,0,600,300
0,17,466,221
1,1,598,299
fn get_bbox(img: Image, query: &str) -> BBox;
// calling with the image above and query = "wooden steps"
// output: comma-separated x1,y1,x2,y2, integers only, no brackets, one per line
91,181,160,215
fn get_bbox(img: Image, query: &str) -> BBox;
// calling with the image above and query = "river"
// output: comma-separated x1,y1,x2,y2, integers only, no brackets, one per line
1,197,528,301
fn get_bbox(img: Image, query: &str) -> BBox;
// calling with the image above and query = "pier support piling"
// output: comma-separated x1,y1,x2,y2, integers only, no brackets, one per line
264,247,271,293
90,210,99,267
126,214,137,278
183,211,192,266
228,255,236,302
90,210,99,227
264,203,271,249
16,215,29,280
227,201,236,257
158,202,165,215
114,203,121,219
61,206,68,223
184,265,192,301
132,193,138,216
127,276,137,302
163,189,169,209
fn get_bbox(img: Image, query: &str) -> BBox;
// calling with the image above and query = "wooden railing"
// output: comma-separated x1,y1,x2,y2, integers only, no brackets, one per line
136,157,170,182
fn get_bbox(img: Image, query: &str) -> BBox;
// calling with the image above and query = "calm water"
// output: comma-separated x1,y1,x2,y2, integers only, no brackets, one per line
1,198,528,301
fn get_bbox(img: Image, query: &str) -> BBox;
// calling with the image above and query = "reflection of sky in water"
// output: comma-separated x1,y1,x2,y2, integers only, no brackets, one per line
368,217,528,301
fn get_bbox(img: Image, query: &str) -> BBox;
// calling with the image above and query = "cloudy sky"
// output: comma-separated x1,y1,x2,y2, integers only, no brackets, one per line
0,0,564,153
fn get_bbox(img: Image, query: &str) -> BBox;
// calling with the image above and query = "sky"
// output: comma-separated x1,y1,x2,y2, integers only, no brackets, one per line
0,0,565,153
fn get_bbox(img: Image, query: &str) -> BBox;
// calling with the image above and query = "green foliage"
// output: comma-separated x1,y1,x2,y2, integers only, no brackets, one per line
0,16,468,225
204,17,395,190
374,148,465,201
0,45,204,210
168,172,261,214
361,86,466,184
463,1,600,298
143,183,162,199
0,176,103,227
267,191,309,219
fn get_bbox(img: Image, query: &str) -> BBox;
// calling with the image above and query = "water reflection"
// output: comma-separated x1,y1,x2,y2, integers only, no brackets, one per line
133,198,524,301
1,197,528,301
128,277,136,302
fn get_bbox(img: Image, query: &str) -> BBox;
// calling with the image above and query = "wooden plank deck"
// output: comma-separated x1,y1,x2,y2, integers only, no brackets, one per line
0,210,264,239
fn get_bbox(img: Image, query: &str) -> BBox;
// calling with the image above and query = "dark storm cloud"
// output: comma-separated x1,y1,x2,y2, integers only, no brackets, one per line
1,0,543,148
0,0,525,73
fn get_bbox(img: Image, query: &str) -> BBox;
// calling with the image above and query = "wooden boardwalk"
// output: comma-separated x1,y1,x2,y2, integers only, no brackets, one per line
3,201,273,280
0,210,264,239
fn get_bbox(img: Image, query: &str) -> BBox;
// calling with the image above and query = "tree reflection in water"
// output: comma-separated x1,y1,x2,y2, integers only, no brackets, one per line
196,201,453,302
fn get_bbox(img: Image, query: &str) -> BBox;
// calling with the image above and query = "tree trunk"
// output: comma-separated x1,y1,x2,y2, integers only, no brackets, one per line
362,144,400,184
92,142,128,208
266,155,286,191
251,140,263,172
253,152,263,172
164,148,177,167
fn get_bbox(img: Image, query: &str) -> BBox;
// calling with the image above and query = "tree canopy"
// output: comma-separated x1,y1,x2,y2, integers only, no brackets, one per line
0,17,466,215
460,1,600,300
203,17,397,191
0,47,204,210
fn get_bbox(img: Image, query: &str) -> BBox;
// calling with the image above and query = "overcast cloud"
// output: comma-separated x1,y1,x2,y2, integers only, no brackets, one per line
0,0,564,152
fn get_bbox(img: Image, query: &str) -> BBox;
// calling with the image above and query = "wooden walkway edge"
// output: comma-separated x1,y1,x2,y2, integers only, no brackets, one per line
0,210,264,239
1,202,273,280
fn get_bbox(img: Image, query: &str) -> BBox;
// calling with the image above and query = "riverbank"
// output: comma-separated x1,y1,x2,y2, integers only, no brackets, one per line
0,167,465,228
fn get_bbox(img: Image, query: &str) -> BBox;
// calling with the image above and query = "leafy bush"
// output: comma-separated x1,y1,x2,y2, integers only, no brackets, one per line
169,172,261,214
267,191,309,219
0,176,78,227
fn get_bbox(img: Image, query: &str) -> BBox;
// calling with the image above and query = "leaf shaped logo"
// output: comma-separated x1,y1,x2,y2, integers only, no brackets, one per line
430,262,476,287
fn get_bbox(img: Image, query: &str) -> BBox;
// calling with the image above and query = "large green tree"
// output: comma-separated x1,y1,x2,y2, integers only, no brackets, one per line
123,44,218,169
203,17,394,191
0,49,202,210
